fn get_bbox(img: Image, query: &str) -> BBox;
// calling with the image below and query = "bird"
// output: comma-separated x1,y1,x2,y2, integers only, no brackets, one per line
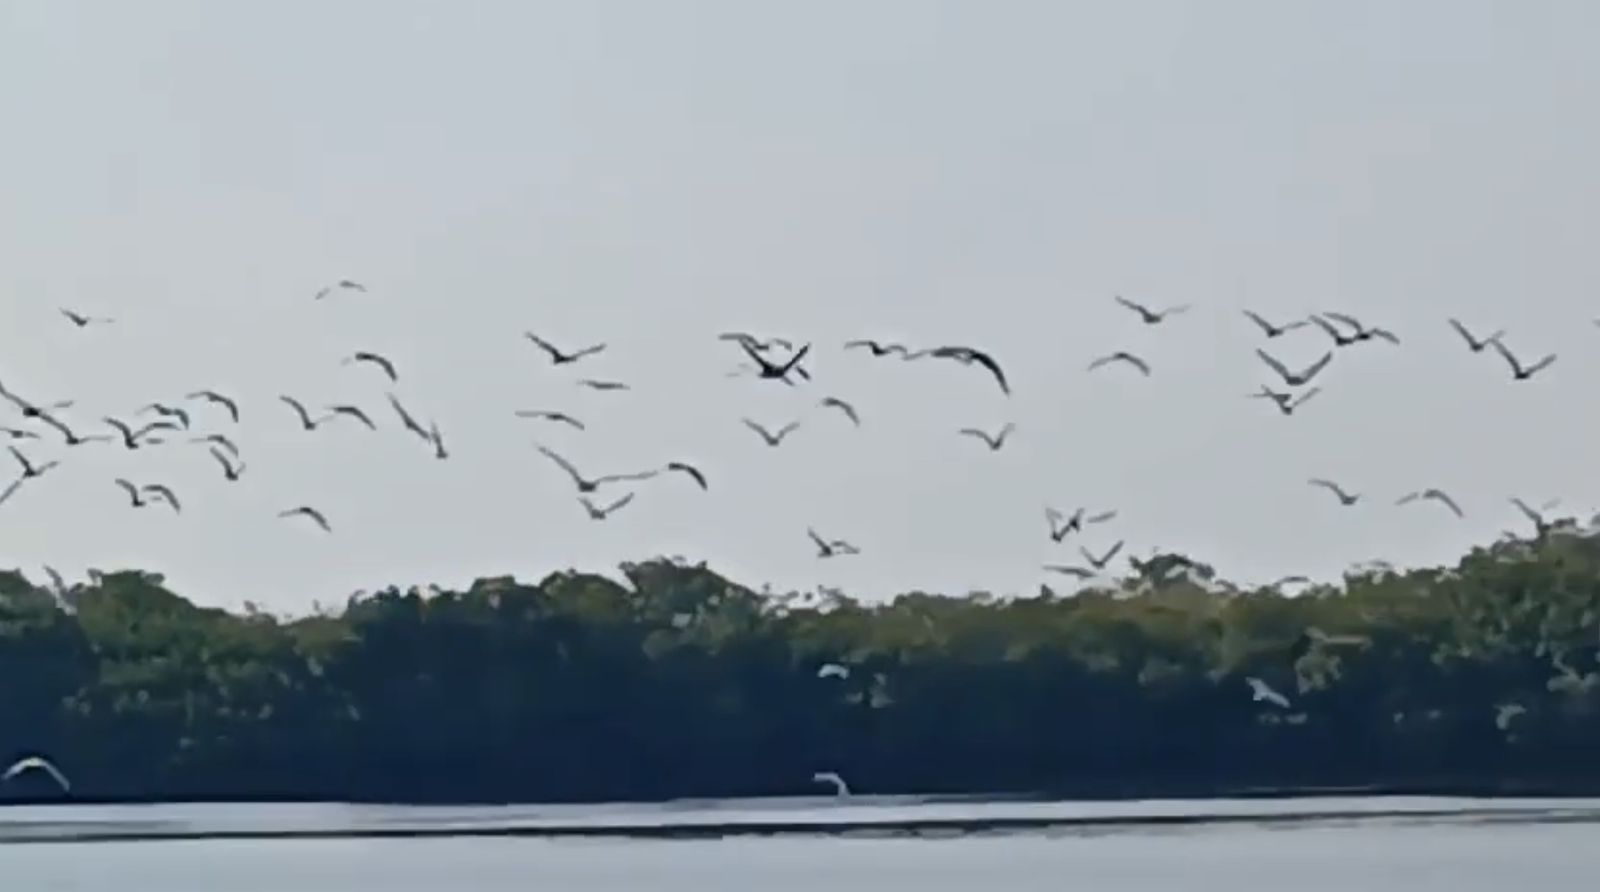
427,420,448,460
1259,385,1321,416
579,492,635,520
142,484,182,513
816,663,850,680
514,410,585,430
534,444,658,493
112,478,148,508
344,351,399,382
0,426,39,440
1510,497,1561,537
2,755,70,792
8,445,58,480
808,528,860,558
1087,351,1151,376
663,461,708,490
185,390,240,423
958,422,1014,451
525,333,607,365
742,418,801,447
1397,488,1464,518
139,402,191,430
1045,506,1116,543
812,771,850,797
924,346,1009,395
314,279,366,299
1246,677,1291,709
1081,540,1125,571
819,397,861,426
324,405,377,430
60,308,113,328
1489,338,1556,381
385,393,432,442
209,447,245,481
1308,314,1361,347
843,338,911,357
1115,296,1191,324
1255,348,1333,387
0,477,24,508
1242,310,1308,338
280,506,332,532
190,433,241,459
1321,312,1400,345
1308,478,1361,506
34,411,110,447
280,396,333,431
1447,319,1505,353
104,416,177,450
739,340,812,383
576,379,630,391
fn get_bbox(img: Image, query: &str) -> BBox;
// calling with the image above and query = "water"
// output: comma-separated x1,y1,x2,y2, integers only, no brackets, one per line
0,797,1594,890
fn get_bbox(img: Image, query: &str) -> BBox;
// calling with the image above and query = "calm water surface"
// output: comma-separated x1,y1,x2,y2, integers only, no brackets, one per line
0,797,1593,890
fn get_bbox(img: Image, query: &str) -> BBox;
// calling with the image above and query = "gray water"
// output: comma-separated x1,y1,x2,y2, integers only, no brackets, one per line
0,796,1594,890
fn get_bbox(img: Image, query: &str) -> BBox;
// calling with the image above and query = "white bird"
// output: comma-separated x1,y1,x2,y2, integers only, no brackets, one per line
817,663,850,680
3,755,70,792
1246,677,1291,709
812,771,850,797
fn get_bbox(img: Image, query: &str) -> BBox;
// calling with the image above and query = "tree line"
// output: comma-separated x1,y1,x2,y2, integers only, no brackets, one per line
3,522,1600,802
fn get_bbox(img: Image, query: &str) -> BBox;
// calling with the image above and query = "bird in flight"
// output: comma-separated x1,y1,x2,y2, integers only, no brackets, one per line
280,396,335,431
1447,319,1505,353
819,397,861,426
0,426,38,441
139,402,191,430
739,340,812,384
924,346,1010,395
191,433,241,459
1308,478,1361,506
113,479,179,512
314,279,366,299
579,492,635,521
209,447,245,481
1087,351,1151,376
1489,338,1556,381
60,308,113,328
525,333,607,365
1308,315,1361,347
1256,348,1332,387
742,418,802,447
1045,506,1117,542
8,446,58,480
280,505,332,532
143,484,182,513
2,755,70,792
1246,677,1291,709
1256,385,1320,416
958,422,1014,451
104,416,178,450
515,409,586,430
576,379,630,391
843,338,911,358
325,404,377,430
1321,312,1400,345
534,444,658,493
344,351,399,382
1242,310,1308,338
185,390,240,423
808,527,860,558
1115,296,1191,325
1397,488,1464,518
1081,540,1125,571
663,461,708,490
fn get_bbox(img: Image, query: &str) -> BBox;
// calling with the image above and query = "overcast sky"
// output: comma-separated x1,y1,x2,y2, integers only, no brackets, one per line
2,1,1598,611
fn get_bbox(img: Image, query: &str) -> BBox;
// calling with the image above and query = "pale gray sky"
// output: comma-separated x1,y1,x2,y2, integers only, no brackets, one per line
2,1,1598,611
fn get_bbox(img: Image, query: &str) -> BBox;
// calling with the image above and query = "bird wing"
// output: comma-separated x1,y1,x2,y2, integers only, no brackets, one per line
133,420,179,439
144,484,181,512
208,447,238,476
1509,497,1541,524
667,461,708,490
1447,318,1476,346
570,343,607,360
1043,564,1093,578
281,506,331,531
965,349,1009,393
1120,352,1151,375
113,478,139,500
1525,353,1557,375
0,477,23,507
1289,386,1322,409
1395,491,1420,505
329,405,376,429
523,332,563,360
357,352,398,381
1323,311,1363,330
776,343,812,375
1370,327,1401,344
1308,478,1348,499
1427,490,1464,517
742,418,774,441
1309,315,1345,340
842,339,875,351
386,393,430,439
807,527,827,549
1242,310,1273,334
103,416,133,440
1255,349,1293,383
1488,337,1522,372
603,492,635,514
6,445,29,474
34,410,75,441
535,444,586,485
279,395,314,427
1296,351,1334,382
1114,295,1150,316
1084,509,1117,524
775,420,802,439
821,397,860,425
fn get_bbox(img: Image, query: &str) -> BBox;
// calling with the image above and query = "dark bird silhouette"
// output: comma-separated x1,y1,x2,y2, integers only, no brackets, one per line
1397,488,1464,518
843,339,911,357
1255,385,1320,416
525,333,607,365
808,527,860,558
1243,310,1309,338
344,351,398,382
1322,312,1400,345
739,341,812,383
325,404,377,430
279,506,332,532
1256,348,1333,387
0,427,39,441
1448,319,1505,353
1308,478,1361,505
186,389,240,423
1042,563,1096,579
576,379,630,391
280,396,333,431
1308,315,1361,347
1087,351,1151,376
142,484,181,513
742,418,801,447
664,461,708,490
60,308,113,327
515,409,586,430
34,411,110,447
8,446,58,480
139,402,191,430
819,397,861,426
1115,296,1191,324
0,477,23,508
191,433,241,459
104,416,177,450
209,447,245,481
1045,506,1117,542
1081,540,1126,571
925,346,1009,395
579,492,635,520
534,444,658,493
314,280,366,299
958,422,1014,451
386,393,432,442
1489,338,1556,381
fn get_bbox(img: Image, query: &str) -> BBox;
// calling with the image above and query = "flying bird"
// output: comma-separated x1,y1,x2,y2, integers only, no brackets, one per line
808,527,860,558
2,755,70,792
819,397,861,426
325,404,377,430
112,478,148,508
1308,315,1361,347
279,506,332,532
209,447,245,481
1081,540,1125,571
576,379,630,391
385,393,432,442
1308,478,1361,506
925,346,1009,395
60,308,113,328
534,444,658,493
958,422,1014,451
739,341,812,383
742,418,802,447
104,416,177,449
664,461,708,490
1257,385,1320,416
185,390,240,423
190,433,240,459
1045,506,1117,542
514,409,585,430
139,402,191,430
1256,348,1333,387
280,396,333,431
843,339,911,357
525,333,607,365
8,446,58,480
1087,351,1151,376
579,492,635,520
1489,338,1556,381
1242,310,1309,338
1246,677,1292,709
1448,319,1505,353
314,279,366,299
0,426,39,440
344,351,399,382
1115,295,1191,324
142,484,182,513
1397,488,1464,518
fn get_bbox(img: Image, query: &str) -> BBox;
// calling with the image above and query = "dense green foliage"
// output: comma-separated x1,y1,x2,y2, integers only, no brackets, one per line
5,522,1600,802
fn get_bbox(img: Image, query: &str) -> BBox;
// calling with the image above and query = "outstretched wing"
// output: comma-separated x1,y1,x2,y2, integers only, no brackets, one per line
666,461,708,490
279,395,315,427
1255,349,1293,383
387,393,430,439
535,444,585,485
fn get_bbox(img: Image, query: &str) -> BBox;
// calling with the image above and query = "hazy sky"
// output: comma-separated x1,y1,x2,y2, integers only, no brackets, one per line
3,1,1599,611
